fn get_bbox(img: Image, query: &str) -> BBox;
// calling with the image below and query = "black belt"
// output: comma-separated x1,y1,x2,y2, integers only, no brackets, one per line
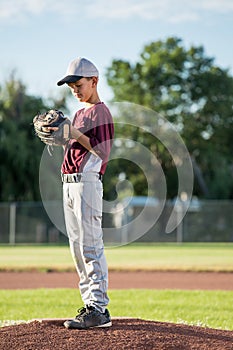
61,173,102,183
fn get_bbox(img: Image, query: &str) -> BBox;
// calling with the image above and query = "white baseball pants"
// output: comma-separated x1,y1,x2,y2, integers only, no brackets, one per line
63,173,109,313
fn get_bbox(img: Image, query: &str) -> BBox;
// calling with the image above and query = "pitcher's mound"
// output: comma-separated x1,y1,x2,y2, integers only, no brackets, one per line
0,318,233,350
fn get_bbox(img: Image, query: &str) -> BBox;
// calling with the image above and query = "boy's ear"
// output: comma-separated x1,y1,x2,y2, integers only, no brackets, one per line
92,76,98,87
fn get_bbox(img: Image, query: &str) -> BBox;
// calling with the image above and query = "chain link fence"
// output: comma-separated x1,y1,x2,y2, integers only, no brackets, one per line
0,200,232,244
0,202,67,244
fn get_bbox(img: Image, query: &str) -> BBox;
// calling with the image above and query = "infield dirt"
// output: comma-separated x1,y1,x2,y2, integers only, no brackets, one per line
0,270,233,290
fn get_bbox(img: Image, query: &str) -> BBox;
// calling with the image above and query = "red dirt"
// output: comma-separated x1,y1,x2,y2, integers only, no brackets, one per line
0,318,233,350
1,271,233,349
0,270,233,290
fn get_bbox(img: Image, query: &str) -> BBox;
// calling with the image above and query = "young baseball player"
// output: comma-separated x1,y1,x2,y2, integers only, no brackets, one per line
57,57,114,329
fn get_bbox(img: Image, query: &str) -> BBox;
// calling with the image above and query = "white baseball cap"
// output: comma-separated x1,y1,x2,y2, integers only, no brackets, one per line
57,57,99,86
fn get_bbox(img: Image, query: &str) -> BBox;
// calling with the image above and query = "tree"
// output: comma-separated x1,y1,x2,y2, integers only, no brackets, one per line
0,73,68,201
105,37,233,199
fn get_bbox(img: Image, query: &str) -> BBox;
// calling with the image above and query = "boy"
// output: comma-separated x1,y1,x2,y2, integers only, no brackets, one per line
57,57,114,329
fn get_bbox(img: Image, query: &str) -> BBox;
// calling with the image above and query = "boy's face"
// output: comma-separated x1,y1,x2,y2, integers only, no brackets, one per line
68,77,98,103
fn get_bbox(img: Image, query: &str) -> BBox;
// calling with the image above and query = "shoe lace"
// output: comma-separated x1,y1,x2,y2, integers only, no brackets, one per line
75,307,87,319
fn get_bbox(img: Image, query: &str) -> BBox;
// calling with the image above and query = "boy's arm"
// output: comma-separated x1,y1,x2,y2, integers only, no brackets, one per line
70,125,99,157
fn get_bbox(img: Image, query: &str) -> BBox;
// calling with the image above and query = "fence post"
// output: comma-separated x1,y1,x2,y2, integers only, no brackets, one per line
9,202,16,245
176,203,183,243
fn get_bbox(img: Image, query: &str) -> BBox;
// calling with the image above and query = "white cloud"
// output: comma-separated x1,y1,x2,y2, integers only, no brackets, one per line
86,0,233,22
0,0,44,20
201,0,233,13
0,0,81,22
85,0,199,22
0,0,232,23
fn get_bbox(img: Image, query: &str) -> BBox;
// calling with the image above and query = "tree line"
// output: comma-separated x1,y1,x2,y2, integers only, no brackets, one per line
0,37,233,201
0,73,68,201
105,37,233,200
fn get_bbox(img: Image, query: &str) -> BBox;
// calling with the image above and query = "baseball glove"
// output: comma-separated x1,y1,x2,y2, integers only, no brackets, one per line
33,109,71,146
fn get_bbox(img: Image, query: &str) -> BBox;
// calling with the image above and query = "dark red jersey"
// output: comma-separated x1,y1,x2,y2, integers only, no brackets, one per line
62,102,114,175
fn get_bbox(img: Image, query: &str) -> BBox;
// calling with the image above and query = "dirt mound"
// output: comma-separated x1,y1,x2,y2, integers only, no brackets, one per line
0,318,232,350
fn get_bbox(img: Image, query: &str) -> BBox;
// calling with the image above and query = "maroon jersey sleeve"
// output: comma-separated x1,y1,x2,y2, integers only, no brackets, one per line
89,105,114,160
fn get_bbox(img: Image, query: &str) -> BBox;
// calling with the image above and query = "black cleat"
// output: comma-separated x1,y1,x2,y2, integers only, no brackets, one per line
64,306,112,329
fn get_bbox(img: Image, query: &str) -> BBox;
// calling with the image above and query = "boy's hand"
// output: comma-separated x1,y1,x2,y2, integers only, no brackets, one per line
33,109,71,146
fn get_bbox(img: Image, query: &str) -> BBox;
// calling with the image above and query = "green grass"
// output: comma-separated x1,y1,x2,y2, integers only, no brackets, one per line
106,243,233,272
0,289,232,330
0,245,74,272
0,243,233,272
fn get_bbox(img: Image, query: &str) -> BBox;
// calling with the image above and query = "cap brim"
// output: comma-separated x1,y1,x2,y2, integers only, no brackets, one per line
57,75,83,86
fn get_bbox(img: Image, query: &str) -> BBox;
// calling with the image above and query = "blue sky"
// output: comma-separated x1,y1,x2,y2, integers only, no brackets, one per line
0,0,233,112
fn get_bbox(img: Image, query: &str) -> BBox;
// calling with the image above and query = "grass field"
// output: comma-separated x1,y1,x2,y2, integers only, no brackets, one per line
0,289,232,330
0,243,233,330
0,243,232,272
